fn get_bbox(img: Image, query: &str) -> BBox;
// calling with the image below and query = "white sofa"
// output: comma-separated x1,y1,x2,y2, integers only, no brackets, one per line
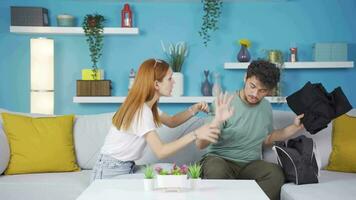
1,108,356,200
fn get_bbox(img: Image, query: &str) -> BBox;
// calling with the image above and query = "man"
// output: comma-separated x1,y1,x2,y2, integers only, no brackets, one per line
196,60,304,200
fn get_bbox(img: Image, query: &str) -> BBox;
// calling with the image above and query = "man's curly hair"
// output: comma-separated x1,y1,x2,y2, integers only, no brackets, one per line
246,60,280,90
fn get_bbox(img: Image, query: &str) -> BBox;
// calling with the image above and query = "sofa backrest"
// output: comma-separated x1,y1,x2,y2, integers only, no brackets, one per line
1,108,354,172
0,123,10,174
73,112,114,169
73,112,206,169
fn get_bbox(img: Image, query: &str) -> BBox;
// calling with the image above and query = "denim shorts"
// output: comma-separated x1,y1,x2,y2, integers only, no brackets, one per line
90,154,135,182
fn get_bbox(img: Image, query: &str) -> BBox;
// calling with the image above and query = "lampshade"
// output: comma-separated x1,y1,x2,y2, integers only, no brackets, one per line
30,38,54,114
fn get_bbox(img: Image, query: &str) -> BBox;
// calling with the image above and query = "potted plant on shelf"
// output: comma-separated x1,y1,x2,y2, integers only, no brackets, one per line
199,0,223,47
161,41,188,97
143,165,155,191
265,49,285,98
82,14,105,80
155,163,189,191
77,13,111,96
188,163,202,189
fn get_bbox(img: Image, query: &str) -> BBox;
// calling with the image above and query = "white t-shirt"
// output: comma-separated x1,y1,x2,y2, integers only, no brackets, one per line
100,104,162,161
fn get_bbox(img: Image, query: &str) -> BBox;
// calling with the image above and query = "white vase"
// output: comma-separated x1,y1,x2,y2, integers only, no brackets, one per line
156,175,188,190
143,179,154,191
172,72,184,97
190,178,201,190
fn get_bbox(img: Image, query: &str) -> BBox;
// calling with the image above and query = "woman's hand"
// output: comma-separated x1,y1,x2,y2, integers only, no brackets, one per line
213,92,235,125
194,124,220,143
190,101,209,115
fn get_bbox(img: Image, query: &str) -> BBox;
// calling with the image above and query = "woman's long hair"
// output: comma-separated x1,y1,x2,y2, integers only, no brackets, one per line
112,59,169,131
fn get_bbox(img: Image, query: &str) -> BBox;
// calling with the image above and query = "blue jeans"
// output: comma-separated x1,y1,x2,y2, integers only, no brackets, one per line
91,154,135,182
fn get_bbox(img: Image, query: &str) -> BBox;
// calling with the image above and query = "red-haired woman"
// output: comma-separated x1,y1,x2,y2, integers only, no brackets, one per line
91,58,234,180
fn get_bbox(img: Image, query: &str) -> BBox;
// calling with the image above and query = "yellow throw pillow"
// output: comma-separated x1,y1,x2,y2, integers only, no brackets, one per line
326,114,356,172
1,113,80,175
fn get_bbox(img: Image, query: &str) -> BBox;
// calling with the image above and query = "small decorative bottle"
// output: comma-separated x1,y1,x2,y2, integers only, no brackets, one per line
290,47,298,62
128,68,135,91
212,72,221,97
121,4,133,27
201,70,212,96
289,42,298,62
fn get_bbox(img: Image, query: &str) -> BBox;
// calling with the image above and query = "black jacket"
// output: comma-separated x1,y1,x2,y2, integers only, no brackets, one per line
286,82,352,134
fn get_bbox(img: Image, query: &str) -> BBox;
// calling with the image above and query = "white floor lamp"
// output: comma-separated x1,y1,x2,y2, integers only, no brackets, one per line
30,38,54,115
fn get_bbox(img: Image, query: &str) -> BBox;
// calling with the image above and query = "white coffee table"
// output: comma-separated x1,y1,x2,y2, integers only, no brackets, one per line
76,179,269,200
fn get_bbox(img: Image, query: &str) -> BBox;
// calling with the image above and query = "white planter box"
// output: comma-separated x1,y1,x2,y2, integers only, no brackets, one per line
156,175,188,189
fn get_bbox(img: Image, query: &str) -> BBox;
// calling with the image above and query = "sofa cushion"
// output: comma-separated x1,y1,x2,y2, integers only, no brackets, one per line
0,170,91,200
326,112,356,173
281,170,356,200
0,123,10,175
0,108,46,175
73,112,114,169
1,113,79,174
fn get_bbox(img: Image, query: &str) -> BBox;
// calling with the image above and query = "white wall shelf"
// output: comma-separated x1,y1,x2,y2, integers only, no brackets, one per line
10,26,139,35
73,96,286,104
224,61,354,69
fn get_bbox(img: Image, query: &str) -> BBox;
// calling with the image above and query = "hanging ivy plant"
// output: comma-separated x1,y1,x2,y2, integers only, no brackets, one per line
199,0,223,47
82,14,106,80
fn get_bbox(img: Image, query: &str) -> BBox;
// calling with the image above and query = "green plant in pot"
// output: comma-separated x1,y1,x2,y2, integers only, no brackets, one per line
82,14,105,80
144,165,155,179
199,0,223,47
161,41,188,97
265,50,285,97
188,163,202,179
143,165,155,191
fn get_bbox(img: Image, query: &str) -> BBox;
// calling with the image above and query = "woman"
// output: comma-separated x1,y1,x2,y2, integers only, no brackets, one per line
91,58,234,180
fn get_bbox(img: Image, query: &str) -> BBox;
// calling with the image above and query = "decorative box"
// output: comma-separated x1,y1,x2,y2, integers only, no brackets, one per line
76,80,111,96
81,69,104,80
313,43,348,61
11,6,49,26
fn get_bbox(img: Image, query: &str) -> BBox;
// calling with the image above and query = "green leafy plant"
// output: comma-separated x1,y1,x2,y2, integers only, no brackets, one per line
82,14,106,80
161,41,188,72
144,165,155,179
188,163,202,179
199,0,223,47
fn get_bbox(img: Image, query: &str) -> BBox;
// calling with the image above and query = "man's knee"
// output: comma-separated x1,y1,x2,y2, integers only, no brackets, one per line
201,156,234,179
266,163,285,185
257,162,285,200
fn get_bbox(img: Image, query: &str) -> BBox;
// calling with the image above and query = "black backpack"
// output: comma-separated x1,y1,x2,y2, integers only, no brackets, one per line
273,135,321,185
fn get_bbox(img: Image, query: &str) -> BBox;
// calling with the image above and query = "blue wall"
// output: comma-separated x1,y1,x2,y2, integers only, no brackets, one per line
1,0,355,115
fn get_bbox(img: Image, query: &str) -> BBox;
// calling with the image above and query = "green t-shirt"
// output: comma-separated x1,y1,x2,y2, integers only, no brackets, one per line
205,93,273,165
